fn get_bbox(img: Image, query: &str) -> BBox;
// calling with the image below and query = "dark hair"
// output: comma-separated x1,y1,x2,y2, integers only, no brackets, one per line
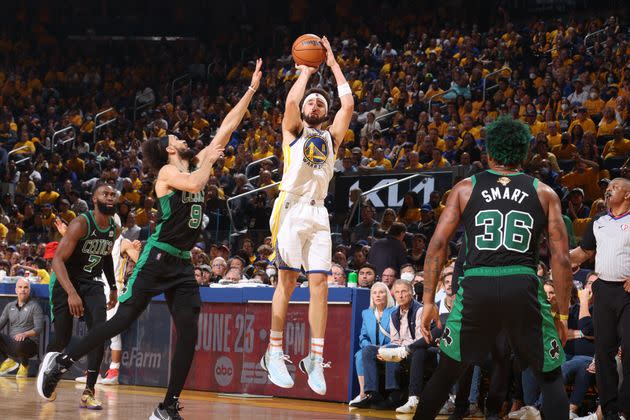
92,180,113,195
485,115,531,166
359,263,376,274
388,222,407,237
299,88,331,113
34,257,47,269
141,137,170,174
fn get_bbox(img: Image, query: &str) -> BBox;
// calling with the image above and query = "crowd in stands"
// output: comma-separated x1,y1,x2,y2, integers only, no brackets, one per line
0,7,628,417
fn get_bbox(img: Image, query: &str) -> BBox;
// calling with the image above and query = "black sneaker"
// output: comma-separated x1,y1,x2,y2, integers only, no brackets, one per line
149,402,184,420
349,392,383,409
36,352,68,401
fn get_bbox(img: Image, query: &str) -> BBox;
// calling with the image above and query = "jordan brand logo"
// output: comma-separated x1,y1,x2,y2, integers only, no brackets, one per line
549,339,560,359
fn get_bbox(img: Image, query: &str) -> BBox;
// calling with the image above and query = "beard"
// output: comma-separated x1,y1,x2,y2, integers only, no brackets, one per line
177,147,196,162
96,200,117,215
302,112,327,126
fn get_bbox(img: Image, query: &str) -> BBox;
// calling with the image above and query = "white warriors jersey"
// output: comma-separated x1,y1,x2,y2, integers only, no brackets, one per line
280,126,334,201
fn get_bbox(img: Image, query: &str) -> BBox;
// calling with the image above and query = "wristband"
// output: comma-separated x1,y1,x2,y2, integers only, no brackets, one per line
337,82,351,97
247,86,256,93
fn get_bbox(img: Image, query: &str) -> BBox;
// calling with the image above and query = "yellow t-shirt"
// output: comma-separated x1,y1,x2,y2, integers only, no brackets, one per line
34,191,59,206
568,118,596,136
547,133,562,148
584,98,605,116
551,144,577,160
368,158,392,170
597,119,620,137
37,269,50,285
12,140,36,155
59,210,76,224
602,138,630,160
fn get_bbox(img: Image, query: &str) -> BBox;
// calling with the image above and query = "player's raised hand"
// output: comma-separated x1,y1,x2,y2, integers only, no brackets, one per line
249,58,263,92
206,141,225,163
320,36,336,67
54,218,68,237
295,64,318,76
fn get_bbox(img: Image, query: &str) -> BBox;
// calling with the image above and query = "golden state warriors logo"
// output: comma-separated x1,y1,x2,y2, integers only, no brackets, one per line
303,134,328,169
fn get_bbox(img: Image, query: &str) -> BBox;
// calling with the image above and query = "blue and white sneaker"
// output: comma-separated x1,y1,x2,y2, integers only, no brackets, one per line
260,350,294,389
298,354,330,395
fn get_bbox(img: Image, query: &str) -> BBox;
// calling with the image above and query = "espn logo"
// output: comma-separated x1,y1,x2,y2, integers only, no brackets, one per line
240,361,296,385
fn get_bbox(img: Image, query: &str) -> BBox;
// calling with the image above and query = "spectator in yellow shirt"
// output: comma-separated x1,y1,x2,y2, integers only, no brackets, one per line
40,204,56,228
551,133,578,161
66,149,85,176
428,112,448,138
558,155,600,202
15,258,50,284
12,131,36,155
546,122,562,147
135,196,157,227
601,127,630,161
525,111,544,136
596,107,621,137
57,199,77,224
192,109,209,131
530,135,561,172
4,221,24,245
34,182,59,207
584,88,605,118
404,151,423,170
568,107,596,136
425,148,451,169
367,148,392,170
119,178,142,206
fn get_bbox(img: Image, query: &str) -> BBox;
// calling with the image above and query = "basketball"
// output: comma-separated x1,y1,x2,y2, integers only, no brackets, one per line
292,34,326,68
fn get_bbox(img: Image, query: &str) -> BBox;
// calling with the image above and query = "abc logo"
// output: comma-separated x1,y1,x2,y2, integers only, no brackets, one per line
214,356,234,387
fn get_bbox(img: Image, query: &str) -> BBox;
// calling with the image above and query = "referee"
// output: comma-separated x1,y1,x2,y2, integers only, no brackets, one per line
570,177,630,420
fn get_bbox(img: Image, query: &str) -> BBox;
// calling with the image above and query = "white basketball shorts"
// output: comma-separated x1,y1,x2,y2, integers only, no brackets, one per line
269,191,332,274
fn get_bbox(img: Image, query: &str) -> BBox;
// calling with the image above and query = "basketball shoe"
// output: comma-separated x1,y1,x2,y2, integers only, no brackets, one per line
260,350,294,388
299,354,330,395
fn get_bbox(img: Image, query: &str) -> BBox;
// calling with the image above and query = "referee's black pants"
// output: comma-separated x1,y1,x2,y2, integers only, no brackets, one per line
592,279,630,416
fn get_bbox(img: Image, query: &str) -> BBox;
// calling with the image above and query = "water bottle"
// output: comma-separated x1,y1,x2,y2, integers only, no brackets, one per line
347,271,358,288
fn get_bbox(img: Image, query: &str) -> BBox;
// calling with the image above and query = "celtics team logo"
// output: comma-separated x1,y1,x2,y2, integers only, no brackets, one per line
441,327,453,347
548,339,561,359
303,134,328,168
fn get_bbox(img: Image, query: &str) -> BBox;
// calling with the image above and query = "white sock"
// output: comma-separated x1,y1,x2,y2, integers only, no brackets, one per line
310,338,324,359
269,330,283,355
110,362,120,369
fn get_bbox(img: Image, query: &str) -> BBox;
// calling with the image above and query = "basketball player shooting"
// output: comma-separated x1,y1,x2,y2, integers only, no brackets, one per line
261,36,353,395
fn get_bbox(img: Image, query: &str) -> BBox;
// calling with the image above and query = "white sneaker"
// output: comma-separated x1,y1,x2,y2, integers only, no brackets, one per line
378,346,410,362
298,354,330,395
260,350,294,389
507,405,541,420
348,394,364,405
74,374,103,384
396,396,419,414
575,413,597,420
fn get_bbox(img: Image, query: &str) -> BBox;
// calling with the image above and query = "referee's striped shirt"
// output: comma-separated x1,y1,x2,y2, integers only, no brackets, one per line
581,210,630,282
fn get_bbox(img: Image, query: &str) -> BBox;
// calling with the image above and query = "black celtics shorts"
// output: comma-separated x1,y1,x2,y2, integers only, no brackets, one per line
118,240,200,310
439,265,564,373
49,275,106,323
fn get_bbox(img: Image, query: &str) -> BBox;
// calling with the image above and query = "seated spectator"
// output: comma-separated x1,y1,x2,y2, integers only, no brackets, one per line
563,272,595,418
352,280,421,410
367,222,408,277
396,192,420,225
0,278,44,377
399,263,415,282
330,263,346,287
223,267,242,283
601,127,630,162
377,208,397,237
351,205,380,243
379,268,454,414
380,267,397,289
566,188,590,221
357,263,377,289
559,154,600,203
349,282,395,405
197,265,211,286
596,107,621,138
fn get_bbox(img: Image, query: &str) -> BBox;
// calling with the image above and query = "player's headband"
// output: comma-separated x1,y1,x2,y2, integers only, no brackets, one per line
302,93,328,115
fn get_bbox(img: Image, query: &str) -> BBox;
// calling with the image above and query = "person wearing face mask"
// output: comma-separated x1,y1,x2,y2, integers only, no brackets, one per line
558,101,573,131
584,88,605,120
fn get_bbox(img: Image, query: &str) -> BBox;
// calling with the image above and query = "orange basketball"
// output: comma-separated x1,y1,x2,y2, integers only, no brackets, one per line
292,34,326,68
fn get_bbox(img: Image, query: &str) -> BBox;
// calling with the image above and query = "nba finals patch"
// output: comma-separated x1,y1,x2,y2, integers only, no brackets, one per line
497,177,511,186
303,134,328,169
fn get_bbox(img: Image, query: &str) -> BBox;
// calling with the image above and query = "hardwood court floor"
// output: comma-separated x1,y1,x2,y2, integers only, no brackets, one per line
0,378,467,419
0,378,387,419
